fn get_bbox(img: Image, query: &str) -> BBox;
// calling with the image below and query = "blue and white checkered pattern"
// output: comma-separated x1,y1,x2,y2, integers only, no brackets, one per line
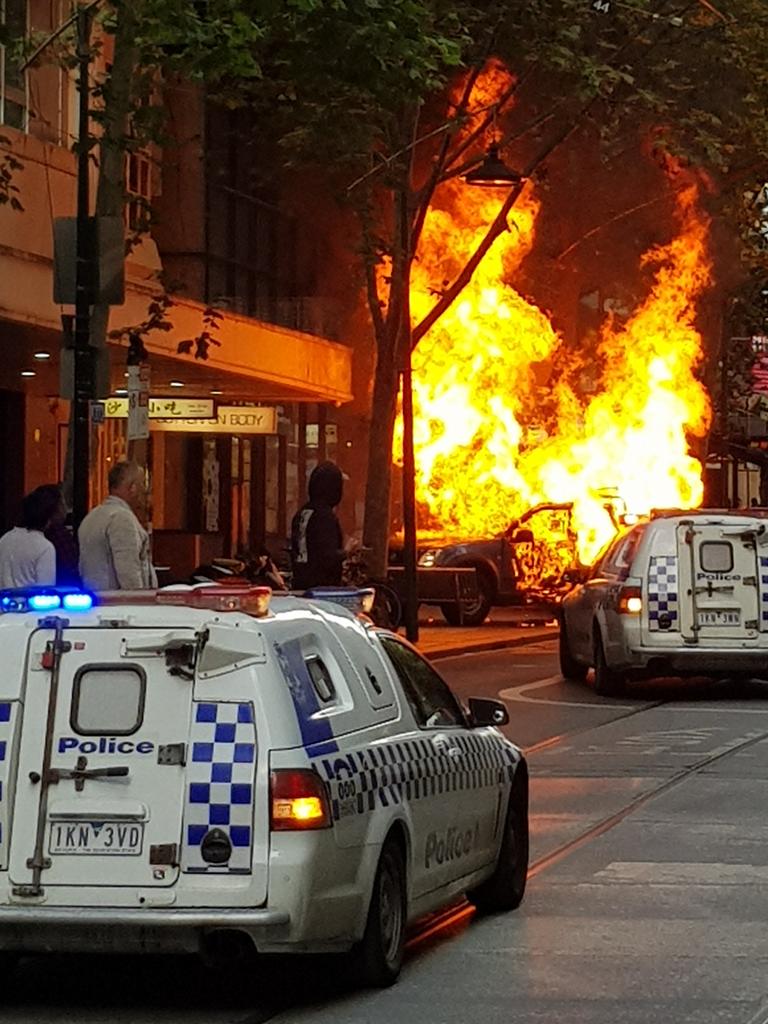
647,555,679,631
761,556,768,629
0,701,13,870
317,732,519,821
182,702,257,874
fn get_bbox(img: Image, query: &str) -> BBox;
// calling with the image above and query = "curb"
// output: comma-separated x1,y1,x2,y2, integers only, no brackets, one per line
421,627,557,660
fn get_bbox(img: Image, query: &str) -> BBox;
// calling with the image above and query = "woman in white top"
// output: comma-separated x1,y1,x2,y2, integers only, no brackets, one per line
0,486,62,588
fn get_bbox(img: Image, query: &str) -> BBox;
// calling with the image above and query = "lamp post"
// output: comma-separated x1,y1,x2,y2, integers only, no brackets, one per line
398,141,524,641
72,4,95,528
400,283,419,643
399,184,419,642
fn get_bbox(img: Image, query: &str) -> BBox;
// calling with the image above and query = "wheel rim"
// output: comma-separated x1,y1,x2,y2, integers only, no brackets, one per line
462,583,489,619
378,854,403,964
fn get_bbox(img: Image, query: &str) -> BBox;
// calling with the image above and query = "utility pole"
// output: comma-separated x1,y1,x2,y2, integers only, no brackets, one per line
72,4,95,528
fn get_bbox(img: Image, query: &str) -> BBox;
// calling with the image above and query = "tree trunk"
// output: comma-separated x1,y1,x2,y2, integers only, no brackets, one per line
362,324,400,579
64,2,140,501
362,175,415,581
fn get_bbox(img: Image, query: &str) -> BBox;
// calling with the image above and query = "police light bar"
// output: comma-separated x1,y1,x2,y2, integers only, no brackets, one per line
0,588,95,613
156,585,272,616
303,587,376,616
98,584,272,617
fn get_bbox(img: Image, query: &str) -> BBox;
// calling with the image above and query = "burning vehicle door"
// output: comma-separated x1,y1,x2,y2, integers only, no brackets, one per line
677,523,760,642
9,622,196,893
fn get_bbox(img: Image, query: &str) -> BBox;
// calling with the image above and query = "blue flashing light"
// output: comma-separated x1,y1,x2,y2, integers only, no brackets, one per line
0,588,97,614
29,593,62,611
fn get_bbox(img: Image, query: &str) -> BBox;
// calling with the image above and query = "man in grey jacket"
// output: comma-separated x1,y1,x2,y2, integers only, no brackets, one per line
78,461,158,591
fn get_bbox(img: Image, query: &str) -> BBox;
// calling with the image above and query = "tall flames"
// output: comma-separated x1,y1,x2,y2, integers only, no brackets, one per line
400,124,713,566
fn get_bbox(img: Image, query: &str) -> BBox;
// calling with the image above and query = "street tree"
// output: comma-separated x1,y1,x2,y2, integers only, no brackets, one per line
8,1,768,549
245,0,768,575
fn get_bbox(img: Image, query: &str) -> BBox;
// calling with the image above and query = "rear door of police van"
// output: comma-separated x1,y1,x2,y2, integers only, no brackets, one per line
9,621,195,893
677,519,761,644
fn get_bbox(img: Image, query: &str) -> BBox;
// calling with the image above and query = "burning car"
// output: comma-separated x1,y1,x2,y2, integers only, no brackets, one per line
402,503,587,626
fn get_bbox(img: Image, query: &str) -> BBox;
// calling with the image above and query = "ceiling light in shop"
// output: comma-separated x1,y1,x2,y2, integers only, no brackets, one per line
21,370,36,378
33,351,51,361
170,380,184,388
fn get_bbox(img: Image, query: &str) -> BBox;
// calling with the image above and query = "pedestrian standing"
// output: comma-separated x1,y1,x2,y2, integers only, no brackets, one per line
290,461,346,589
0,486,61,588
78,461,158,591
37,484,81,587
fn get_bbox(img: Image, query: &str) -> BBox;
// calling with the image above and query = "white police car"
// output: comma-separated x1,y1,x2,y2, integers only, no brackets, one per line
0,584,528,986
560,509,768,695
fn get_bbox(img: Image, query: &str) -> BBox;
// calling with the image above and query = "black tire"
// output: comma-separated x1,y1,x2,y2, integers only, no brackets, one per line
593,632,626,697
441,570,493,626
559,618,589,682
353,838,407,987
468,780,529,913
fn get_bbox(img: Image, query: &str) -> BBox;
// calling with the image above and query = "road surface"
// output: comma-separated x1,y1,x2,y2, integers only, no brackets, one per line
5,638,768,1024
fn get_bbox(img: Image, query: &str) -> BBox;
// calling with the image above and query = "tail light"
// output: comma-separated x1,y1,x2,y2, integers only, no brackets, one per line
617,586,642,614
270,769,332,831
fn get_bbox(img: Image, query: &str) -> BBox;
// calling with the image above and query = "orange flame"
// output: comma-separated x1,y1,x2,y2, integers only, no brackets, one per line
400,171,712,567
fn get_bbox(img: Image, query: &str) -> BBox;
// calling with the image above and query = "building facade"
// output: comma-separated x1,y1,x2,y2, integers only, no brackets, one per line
0,1,353,577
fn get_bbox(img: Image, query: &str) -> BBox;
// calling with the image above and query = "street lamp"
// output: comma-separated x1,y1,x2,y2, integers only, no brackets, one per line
464,143,524,188
398,141,523,642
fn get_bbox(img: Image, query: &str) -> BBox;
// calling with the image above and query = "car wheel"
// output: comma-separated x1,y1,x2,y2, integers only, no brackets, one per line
441,570,493,626
593,632,626,697
352,837,407,987
467,779,529,913
559,618,588,681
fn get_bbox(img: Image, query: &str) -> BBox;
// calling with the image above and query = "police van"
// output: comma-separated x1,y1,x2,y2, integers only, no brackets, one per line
559,509,768,695
0,584,528,987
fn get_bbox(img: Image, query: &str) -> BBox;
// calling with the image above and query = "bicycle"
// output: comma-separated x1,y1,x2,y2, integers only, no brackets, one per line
342,547,403,631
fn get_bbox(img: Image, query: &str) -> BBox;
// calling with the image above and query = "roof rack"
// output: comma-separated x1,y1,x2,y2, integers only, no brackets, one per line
649,507,768,519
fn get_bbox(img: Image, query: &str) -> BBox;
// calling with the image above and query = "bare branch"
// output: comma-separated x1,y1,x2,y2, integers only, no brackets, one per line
412,109,592,348
555,195,671,263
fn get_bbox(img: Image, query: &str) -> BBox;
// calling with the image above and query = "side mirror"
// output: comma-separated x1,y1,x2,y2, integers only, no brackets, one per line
467,697,509,728
509,528,534,544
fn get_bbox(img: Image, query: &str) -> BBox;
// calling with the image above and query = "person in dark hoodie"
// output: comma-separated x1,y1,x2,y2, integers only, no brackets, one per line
290,461,345,590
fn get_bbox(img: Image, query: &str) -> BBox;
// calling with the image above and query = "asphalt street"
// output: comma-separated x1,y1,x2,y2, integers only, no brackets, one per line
5,639,768,1024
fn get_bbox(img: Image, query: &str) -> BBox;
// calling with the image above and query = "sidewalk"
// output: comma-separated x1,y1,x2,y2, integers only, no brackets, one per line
414,605,558,659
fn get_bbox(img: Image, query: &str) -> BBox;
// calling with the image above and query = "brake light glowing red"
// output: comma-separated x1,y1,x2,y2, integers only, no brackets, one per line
270,769,332,831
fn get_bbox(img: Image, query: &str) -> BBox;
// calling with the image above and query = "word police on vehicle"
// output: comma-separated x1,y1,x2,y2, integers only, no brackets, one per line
0,584,528,987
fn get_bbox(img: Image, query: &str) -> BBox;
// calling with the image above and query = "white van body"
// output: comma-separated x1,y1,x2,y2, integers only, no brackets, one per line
560,511,768,692
0,588,526,972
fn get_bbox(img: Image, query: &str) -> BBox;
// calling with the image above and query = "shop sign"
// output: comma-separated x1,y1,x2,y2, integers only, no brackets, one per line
104,397,215,420
126,365,150,442
151,406,278,435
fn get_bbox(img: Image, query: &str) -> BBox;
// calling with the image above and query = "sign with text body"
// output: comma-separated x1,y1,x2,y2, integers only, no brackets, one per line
151,406,278,434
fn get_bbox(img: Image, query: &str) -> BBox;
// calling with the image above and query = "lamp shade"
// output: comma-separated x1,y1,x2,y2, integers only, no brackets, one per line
464,144,524,188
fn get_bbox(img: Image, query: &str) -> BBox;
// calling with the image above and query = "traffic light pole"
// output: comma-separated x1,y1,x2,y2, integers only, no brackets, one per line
72,5,94,528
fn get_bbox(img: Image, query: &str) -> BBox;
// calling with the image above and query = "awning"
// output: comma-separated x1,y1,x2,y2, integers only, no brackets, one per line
0,249,352,404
